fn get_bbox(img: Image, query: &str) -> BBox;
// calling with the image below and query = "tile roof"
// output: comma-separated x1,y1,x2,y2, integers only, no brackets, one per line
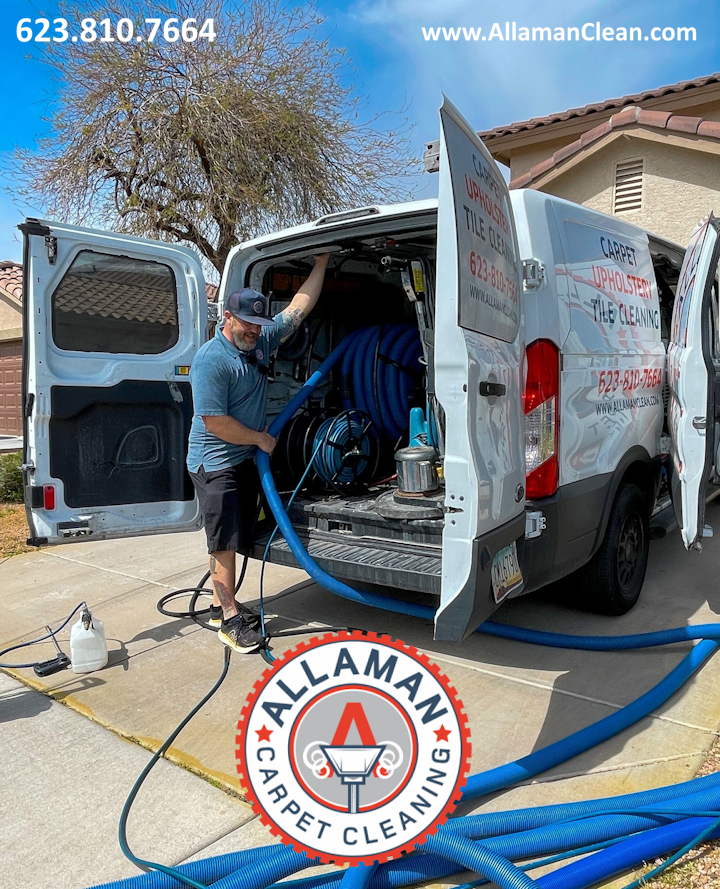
481,73,720,141
0,261,23,301
0,260,219,307
509,105,720,189
53,262,179,326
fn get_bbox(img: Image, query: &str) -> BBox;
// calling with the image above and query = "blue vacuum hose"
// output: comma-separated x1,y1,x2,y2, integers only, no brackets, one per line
96,331,720,889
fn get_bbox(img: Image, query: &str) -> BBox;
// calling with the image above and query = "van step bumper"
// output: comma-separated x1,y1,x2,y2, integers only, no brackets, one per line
255,530,442,595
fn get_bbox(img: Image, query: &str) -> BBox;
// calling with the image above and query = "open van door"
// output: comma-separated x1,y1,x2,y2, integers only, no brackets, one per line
20,219,206,545
668,214,720,551
433,98,526,641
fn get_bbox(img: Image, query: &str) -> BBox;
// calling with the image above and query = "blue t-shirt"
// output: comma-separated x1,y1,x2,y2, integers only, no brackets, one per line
186,315,293,472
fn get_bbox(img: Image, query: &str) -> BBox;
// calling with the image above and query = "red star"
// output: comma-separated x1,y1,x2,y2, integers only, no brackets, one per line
434,725,452,742
255,725,273,742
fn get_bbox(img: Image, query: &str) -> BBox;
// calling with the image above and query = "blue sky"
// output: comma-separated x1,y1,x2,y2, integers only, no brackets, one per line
0,0,717,262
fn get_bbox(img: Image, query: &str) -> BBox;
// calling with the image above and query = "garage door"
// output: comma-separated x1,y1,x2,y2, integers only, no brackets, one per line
0,339,22,435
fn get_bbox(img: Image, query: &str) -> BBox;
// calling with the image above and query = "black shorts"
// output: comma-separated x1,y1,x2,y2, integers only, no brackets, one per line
189,459,261,554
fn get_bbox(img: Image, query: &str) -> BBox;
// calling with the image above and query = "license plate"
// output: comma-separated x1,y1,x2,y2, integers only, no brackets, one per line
491,542,523,603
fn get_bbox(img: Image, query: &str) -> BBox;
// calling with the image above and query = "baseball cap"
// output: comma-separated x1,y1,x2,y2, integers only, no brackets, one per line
225,289,275,327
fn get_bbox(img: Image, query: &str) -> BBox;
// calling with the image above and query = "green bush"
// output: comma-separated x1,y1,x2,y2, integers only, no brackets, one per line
0,451,23,503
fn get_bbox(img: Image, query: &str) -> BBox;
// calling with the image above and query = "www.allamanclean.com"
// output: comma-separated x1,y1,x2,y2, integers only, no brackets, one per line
421,23,696,42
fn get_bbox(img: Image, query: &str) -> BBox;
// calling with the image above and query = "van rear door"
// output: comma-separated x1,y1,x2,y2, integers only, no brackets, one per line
433,98,526,641
21,219,206,545
668,214,720,550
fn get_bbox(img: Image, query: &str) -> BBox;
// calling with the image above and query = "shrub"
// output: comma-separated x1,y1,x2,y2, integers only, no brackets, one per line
0,451,23,503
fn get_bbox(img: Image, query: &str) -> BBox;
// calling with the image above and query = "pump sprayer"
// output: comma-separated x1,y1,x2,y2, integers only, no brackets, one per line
70,606,108,673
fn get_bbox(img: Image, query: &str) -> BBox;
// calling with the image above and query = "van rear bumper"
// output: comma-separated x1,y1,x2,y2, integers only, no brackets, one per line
520,474,613,593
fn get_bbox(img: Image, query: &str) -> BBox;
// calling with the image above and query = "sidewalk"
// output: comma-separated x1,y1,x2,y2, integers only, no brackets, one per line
0,672,261,889
0,434,22,453
2,508,720,888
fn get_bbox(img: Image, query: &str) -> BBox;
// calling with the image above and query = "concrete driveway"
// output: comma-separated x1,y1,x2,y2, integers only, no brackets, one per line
2,499,720,888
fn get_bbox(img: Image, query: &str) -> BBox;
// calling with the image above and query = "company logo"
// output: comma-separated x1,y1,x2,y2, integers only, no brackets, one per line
236,632,471,865
255,348,264,362
253,299,265,315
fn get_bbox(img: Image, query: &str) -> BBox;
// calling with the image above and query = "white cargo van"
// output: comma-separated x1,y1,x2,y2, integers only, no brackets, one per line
20,99,720,642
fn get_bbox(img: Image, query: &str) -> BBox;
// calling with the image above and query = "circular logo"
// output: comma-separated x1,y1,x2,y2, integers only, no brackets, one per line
253,299,265,315
236,632,471,865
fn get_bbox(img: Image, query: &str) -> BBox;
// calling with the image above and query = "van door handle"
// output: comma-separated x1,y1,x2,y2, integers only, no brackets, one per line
479,381,506,397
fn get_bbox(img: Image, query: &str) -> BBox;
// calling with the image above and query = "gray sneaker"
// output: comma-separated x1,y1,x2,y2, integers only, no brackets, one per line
218,613,264,653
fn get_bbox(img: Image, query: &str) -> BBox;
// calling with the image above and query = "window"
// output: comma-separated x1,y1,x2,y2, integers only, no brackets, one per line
613,158,644,214
51,250,179,354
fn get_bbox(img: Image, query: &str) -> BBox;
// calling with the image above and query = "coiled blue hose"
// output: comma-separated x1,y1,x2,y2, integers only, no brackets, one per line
339,325,422,441
95,331,720,889
312,413,374,486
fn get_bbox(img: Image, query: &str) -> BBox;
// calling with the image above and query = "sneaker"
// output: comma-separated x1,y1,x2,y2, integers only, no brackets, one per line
218,613,264,654
208,603,261,630
208,604,223,627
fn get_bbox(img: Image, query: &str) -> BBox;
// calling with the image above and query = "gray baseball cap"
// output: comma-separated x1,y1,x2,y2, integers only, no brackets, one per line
225,289,274,327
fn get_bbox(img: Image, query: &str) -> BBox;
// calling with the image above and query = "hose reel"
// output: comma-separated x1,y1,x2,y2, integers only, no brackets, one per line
274,409,378,491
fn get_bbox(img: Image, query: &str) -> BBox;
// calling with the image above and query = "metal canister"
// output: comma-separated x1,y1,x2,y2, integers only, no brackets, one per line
394,446,439,495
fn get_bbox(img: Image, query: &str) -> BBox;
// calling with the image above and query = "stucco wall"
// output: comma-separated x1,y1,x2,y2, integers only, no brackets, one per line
0,292,21,334
509,137,573,179
535,134,720,245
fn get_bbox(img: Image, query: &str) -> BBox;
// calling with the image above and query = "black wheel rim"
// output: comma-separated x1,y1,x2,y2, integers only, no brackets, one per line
617,512,643,589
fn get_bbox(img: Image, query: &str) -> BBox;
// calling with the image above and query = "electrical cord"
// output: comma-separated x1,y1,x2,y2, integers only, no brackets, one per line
118,647,232,889
0,600,87,668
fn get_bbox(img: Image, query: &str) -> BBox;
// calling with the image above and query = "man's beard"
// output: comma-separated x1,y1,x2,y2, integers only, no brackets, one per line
232,332,256,352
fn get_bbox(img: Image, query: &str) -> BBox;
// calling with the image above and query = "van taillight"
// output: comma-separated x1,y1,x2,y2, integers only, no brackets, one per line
524,339,559,499
43,486,55,510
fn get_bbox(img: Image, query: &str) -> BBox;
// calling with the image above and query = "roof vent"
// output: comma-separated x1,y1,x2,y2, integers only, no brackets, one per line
613,158,644,213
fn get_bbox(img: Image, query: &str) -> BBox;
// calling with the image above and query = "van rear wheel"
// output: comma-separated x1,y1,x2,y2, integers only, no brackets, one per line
578,483,649,615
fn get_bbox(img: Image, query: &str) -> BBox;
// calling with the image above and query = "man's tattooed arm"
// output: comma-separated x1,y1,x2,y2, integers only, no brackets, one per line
280,305,307,336
279,254,331,339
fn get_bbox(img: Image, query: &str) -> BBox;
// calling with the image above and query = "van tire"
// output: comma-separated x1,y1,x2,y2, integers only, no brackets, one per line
577,483,649,615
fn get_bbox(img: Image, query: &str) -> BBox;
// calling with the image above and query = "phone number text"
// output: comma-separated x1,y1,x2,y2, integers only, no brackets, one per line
17,17,216,43
597,367,663,395
469,251,518,303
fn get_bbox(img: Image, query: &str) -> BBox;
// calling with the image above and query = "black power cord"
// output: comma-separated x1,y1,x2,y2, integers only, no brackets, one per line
157,553,255,630
118,647,232,889
0,601,87,670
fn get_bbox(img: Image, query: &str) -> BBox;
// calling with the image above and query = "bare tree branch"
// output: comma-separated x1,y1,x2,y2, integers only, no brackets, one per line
15,0,419,273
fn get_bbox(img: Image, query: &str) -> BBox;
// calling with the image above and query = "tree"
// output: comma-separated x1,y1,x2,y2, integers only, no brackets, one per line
18,0,416,273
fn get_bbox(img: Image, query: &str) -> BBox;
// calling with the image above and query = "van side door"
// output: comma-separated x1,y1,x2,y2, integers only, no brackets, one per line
21,219,206,545
668,214,720,550
433,98,526,641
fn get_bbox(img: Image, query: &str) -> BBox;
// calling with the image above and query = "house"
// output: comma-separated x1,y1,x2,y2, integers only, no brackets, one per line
480,73,720,245
0,262,23,435
0,259,218,437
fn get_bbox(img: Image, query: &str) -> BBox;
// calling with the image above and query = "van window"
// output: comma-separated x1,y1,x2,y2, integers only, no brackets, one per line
51,250,179,354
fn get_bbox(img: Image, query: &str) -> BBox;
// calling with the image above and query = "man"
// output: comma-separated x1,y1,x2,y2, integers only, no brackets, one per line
187,254,332,653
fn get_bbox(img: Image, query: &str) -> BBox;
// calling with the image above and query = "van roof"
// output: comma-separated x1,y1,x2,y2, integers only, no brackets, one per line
237,191,684,255
238,199,439,251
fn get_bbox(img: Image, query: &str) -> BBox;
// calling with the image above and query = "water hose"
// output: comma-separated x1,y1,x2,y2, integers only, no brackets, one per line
96,631,720,889
93,331,720,889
